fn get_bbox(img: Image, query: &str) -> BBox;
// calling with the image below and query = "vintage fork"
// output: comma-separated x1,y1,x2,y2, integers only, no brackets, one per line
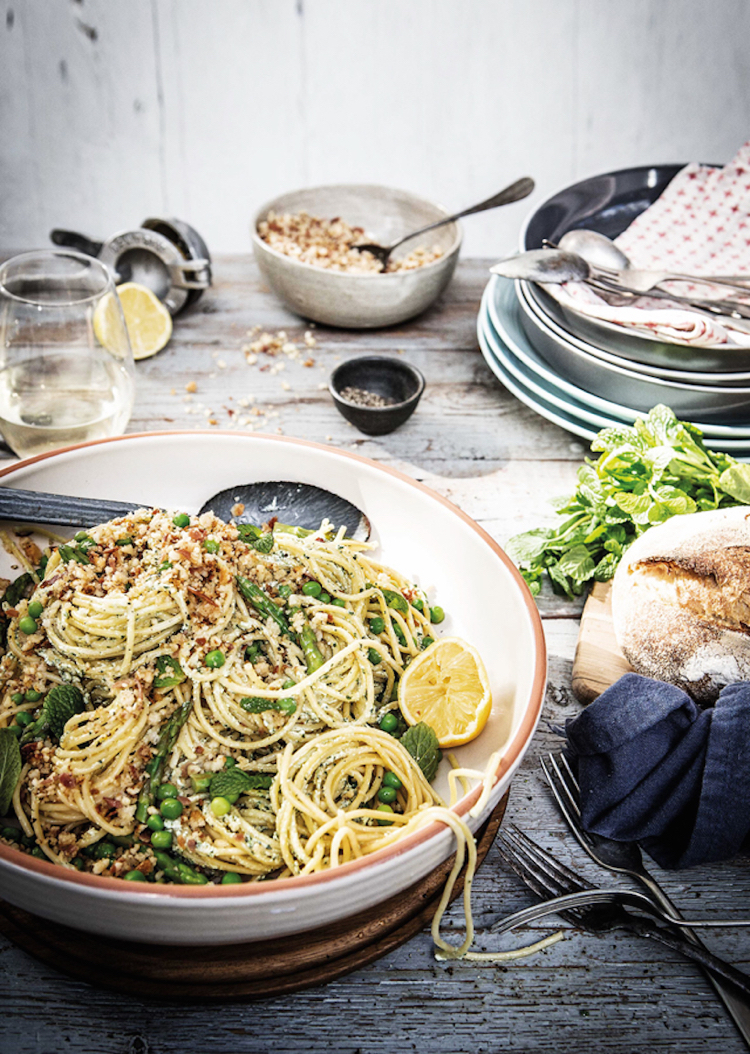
542,752,750,1044
494,825,750,998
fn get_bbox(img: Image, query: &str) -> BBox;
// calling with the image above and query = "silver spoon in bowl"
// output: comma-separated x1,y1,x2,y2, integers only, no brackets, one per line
490,249,750,328
354,177,535,271
0,482,371,540
557,228,750,294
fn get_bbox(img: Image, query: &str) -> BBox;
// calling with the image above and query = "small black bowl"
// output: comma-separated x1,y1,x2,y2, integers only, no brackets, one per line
329,356,425,436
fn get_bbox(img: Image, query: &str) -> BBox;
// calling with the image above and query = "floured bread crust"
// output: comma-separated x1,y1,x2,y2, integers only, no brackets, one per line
611,506,750,703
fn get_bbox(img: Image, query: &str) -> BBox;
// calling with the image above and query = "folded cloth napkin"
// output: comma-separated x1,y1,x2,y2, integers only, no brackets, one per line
546,140,750,348
565,673,750,869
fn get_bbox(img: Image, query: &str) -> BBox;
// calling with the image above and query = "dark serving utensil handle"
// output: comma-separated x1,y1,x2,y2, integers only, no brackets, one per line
0,487,142,527
49,229,104,258
628,915,750,1000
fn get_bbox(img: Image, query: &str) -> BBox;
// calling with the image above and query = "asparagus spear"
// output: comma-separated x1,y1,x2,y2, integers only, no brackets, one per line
236,576,291,636
135,692,193,823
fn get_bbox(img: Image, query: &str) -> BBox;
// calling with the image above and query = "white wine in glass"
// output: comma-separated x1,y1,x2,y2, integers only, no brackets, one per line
0,250,135,458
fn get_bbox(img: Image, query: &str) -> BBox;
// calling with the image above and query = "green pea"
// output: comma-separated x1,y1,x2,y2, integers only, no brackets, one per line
1,826,22,842
211,796,232,817
10,692,24,705
204,649,225,668
173,513,190,528
377,785,397,804
413,599,424,613
14,711,33,727
302,581,322,597
376,804,394,826
160,798,183,820
156,783,178,801
18,616,37,635
151,829,173,849
430,606,445,624
368,648,381,665
6,725,21,738
331,598,346,608
277,698,296,714
28,600,43,619
30,846,46,859
277,584,292,598
221,872,243,885
25,689,42,702
281,679,297,690
369,617,385,634
203,538,220,554
383,771,402,790
421,636,434,650
123,869,147,882
191,773,213,794
378,712,398,733
224,756,237,768
318,592,331,604
146,813,165,832
115,536,134,546
394,624,406,646
244,642,262,663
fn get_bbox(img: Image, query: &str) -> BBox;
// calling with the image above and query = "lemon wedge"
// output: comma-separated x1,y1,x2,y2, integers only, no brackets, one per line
398,637,492,748
95,283,172,360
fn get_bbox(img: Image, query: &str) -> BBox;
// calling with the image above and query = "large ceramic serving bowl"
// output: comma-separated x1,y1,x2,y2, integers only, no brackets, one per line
252,185,461,328
0,432,545,944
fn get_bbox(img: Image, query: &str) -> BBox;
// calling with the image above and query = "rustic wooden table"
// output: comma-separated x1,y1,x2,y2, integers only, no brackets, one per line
1,257,749,1054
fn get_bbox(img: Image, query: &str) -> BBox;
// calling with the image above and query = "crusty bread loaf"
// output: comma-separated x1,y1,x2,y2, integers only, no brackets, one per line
611,506,750,703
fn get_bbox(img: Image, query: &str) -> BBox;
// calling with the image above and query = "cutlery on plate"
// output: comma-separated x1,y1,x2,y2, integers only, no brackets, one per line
0,482,370,540
557,229,750,294
493,825,750,999
354,177,535,270
490,250,750,330
542,752,750,1044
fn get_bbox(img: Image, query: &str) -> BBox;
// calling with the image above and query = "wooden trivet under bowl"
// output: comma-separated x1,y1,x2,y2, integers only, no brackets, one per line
571,581,632,704
0,793,508,1002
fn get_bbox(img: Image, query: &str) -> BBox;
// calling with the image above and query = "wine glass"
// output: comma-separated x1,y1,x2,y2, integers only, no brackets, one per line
0,250,135,458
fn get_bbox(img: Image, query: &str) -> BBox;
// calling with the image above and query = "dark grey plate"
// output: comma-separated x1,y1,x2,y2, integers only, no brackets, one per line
518,163,750,369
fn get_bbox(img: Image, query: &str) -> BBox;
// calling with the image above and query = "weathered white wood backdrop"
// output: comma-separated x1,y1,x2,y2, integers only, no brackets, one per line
2,0,749,256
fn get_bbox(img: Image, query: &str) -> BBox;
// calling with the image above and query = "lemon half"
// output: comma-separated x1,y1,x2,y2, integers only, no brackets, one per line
95,283,172,360
398,637,492,748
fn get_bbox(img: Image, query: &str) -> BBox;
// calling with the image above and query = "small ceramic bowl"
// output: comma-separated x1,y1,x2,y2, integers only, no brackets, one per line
251,185,461,329
330,356,425,435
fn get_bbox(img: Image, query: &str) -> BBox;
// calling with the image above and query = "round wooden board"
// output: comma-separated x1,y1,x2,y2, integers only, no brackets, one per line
0,792,507,1002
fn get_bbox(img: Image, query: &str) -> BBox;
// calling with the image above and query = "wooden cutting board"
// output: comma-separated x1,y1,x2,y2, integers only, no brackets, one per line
571,581,632,704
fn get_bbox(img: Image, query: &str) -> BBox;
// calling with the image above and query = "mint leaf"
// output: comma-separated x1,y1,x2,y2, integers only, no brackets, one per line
400,721,440,783
237,524,275,554
209,768,272,800
556,545,595,585
0,728,22,816
154,655,186,689
381,589,408,615
43,684,85,740
719,464,750,505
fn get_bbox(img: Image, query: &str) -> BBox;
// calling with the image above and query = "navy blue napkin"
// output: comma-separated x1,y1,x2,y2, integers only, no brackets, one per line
565,673,750,869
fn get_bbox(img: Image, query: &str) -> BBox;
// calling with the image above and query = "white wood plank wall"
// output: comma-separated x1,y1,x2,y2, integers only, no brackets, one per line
2,0,749,257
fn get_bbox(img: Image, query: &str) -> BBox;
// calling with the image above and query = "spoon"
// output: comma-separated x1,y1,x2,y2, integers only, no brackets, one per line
557,229,750,294
0,482,371,540
354,176,535,270
490,249,750,327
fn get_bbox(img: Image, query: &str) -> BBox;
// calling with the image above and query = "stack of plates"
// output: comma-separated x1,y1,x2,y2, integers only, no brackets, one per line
477,165,750,456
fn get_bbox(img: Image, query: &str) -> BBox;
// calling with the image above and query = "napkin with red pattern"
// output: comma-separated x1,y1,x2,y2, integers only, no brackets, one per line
547,141,750,348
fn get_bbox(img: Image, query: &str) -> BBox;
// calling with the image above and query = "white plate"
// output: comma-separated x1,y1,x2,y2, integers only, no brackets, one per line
479,299,750,456
0,432,546,944
483,278,750,442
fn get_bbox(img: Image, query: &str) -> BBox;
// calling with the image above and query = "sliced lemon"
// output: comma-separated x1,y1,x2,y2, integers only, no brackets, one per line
95,282,172,360
398,637,492,748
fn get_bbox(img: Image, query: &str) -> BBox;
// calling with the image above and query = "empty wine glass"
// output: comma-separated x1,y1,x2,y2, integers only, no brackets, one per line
0,250,135,458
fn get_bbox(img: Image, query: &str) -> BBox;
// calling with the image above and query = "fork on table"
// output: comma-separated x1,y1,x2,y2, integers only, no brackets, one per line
494,824,750,999
541,752,750,1043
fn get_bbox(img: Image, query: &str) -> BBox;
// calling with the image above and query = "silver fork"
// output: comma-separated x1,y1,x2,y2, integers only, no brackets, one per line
542,752,750,1044
494,826,750,998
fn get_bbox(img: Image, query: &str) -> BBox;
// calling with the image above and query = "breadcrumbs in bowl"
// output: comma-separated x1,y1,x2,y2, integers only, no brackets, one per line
252,184,462,329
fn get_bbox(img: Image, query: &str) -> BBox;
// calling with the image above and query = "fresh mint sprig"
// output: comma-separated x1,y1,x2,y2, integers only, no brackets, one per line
508,405,750,600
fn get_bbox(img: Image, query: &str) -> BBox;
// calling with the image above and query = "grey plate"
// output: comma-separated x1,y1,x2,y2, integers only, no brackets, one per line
480,278,750,443
477,304,750,457
519,162,750,367
516,281,750,385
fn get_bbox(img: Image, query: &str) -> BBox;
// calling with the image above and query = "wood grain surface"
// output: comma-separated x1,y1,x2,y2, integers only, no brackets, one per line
0,257,748,1054
571,582,632,704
